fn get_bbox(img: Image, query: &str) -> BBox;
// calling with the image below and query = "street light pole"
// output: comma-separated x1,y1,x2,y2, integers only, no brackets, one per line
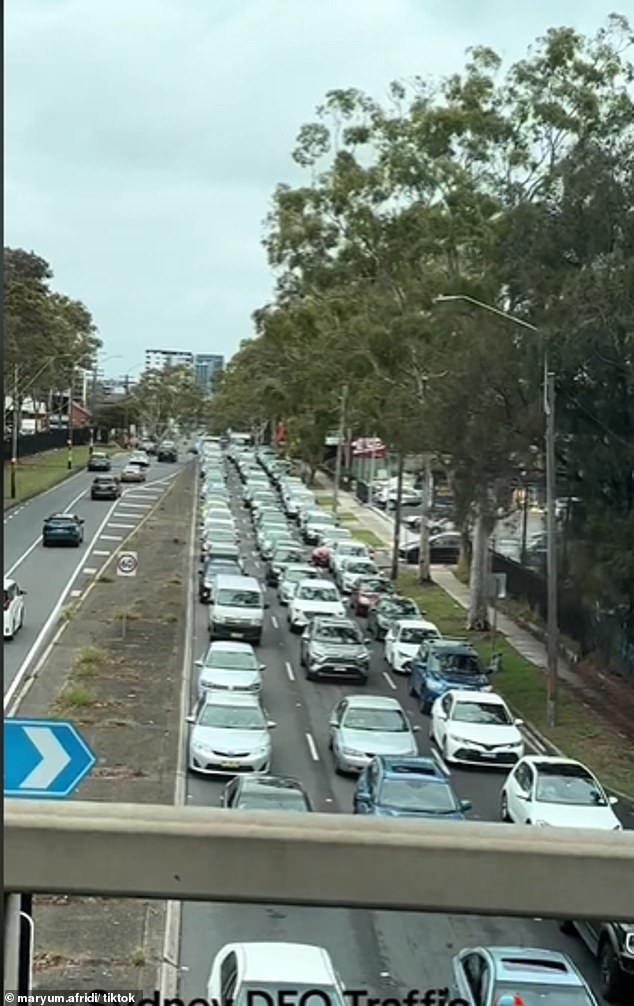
67,376,74,471
10,364,20,500
434,294,559,726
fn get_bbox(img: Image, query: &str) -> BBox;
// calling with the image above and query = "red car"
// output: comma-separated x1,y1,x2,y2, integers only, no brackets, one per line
349,576,393,616
311,544,331,567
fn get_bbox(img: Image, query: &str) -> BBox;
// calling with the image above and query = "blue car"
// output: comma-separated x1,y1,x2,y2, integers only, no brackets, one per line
353,755,471,819
42,513,85,547
409,637,492,714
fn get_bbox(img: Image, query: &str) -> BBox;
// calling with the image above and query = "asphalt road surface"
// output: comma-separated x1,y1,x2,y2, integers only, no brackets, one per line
179,463,628,1003
3,451,187,703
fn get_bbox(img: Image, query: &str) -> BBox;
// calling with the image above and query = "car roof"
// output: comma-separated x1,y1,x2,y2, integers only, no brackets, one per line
344,694,403,710
314,616,356,628
203,691,262,707
207,641,255,653
521,755,588,770
395,618,439,631
221,942,337,983
297,578,334,587
448,689,506,704
214,575,260,588
238,776,306,794
283,564,316,573
485,946,585,986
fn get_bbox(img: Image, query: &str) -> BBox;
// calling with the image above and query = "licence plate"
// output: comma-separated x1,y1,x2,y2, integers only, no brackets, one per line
333,666,347,673
220,761,240,769
230,631,243,638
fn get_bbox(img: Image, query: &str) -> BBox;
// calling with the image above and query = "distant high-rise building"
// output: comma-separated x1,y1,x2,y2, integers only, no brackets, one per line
194,354,224,394
145,349,194,371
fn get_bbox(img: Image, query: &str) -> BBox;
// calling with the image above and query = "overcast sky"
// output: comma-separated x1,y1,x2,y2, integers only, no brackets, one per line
5,0,615,378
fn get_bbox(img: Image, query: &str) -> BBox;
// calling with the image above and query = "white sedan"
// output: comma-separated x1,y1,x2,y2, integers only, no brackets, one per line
187,692,275,775
195,641,265,698
384,618,441,673
431,689,524,766
288,580,345,633
500,754,622,828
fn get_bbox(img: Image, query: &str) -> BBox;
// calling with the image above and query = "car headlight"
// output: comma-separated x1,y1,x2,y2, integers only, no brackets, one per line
448,735,477,746
342,748,365,757
213,615,226,623
193,741,214,754
534,820,551,827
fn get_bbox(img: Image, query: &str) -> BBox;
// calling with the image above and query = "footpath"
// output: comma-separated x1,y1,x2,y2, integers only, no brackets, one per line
315,473,634,801
16,463,196,991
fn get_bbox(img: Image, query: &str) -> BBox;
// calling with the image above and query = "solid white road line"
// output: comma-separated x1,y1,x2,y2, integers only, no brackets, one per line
4,488,87,576
305,732,320,761
271,614,279,629
284,661,295,681
382,671,397,690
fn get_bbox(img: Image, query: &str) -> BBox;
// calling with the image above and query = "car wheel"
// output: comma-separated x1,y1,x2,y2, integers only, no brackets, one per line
441,737,452,764
599,939,629,1002
559,920,575,935
500,791,511,822
333,751,344,775
420,697,431,714
408,680,416,697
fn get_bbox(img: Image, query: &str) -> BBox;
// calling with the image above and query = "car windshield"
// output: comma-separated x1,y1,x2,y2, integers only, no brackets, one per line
297,585,339,602
358,579,387,593
378,778,459,812
284,569,315,584
209,549,238,560
535,765,607,805
47,516,75,525
237,790,307,811
343,709,408,732
400,627,433,644
340,546,367,557
436,651,481,675
346,562,376,575
199,705,266,729
216,590,261,607
315,624,361,644
492,983,593,1005
206,650,257,670
452,700,512,725
273,548,302,561
206,563,239,577
394,600,420,616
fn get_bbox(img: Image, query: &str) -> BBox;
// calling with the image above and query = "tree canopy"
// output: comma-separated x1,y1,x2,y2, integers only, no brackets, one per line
212,15,634,651
4,247,101,403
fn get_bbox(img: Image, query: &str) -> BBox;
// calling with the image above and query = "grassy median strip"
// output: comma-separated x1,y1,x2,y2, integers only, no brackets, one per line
3,445,95,506
396,570,634,795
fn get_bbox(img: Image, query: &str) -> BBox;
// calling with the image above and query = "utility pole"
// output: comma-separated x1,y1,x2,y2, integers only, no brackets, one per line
520,471,529,565
417,451,433,583
89,366,98,455
123,374,130,445
390,452,405,581
10,364,19,499
545,369,558,727
67,378,74,471
332,384,348,520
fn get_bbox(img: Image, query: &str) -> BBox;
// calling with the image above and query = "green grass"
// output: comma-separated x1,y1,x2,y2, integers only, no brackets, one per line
395,570,634,795
4,445,95,507
353,528,386,548
315,494,334,507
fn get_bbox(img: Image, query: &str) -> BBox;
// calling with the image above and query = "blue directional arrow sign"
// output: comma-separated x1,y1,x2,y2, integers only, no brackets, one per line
4,719,96,799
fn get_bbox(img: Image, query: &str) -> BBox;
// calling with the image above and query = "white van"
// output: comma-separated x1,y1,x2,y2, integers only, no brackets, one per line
208,575,267,645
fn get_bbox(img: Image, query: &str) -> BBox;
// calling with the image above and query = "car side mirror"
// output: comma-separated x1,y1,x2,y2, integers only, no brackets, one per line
412,724,421,732
329,719,338,728
185,715,195,724
514,718,523,726
460,800,472,811
264,601,270,609
609,795,618,805
259,663,266,671
194,659,203,667
364,636,372,644
267,720,277,729
19,589,27,595
516,792,528,801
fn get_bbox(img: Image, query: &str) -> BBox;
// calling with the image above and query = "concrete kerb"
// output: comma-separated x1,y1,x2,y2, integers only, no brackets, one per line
159,463,198,999
6,467,185,718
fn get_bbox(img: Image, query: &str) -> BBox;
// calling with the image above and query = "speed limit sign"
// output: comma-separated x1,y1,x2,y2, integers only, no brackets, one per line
117,551,138,578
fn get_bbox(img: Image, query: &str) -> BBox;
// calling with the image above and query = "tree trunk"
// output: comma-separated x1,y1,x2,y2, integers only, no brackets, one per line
390,453,405,581
467,503,493,630
416,452,433,583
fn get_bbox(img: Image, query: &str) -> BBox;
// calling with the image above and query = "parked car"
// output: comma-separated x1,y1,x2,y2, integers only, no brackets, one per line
399,532,461,565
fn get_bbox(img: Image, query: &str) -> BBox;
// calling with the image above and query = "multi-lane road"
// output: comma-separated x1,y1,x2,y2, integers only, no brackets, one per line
179,461,626,1003
3,451,185,707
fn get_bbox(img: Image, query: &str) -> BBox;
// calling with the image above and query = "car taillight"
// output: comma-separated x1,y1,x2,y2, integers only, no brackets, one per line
4,597,10,611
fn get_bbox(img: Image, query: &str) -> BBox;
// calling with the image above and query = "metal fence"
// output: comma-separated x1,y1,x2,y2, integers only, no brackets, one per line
3,427,92,461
